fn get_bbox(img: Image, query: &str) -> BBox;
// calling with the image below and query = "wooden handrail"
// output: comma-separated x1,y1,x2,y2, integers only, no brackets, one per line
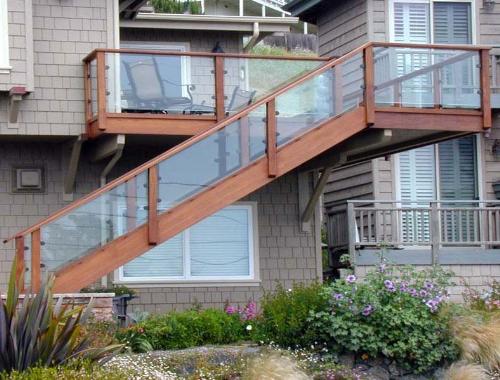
82,48,331,63
5,41,491,243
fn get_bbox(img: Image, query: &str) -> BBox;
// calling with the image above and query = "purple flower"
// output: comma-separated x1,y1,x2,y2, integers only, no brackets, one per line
333,293,344,301
424,281,434,290
225,305,238,315
425,299,439,313
399,281,409,292
362,304,374,316
409,288,418,297
378,263,387,273
419,289,428,298
242,301,257,320
346,275,357,284
384,279,396,292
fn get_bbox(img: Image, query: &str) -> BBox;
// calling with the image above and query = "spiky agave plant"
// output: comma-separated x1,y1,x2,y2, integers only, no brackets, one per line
0,259,122,373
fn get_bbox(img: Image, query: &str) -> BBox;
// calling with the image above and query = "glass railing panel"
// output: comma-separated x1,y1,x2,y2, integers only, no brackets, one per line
90,59,97,117
157,109,266,212
40,172,148,272
105,52,216,115
276,53,363,146
223,57,324,115
374,47,480,109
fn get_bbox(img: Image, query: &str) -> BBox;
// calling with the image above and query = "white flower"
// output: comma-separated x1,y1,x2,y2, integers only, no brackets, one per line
246,324,253,331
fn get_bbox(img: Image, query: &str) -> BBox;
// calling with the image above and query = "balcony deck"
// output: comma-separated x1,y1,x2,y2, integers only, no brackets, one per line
327,200,500,267
83,49,329,138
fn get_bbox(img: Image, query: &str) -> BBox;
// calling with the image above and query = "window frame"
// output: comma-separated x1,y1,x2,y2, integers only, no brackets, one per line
0,0,10,72
388,0,477,45
115,202,260,285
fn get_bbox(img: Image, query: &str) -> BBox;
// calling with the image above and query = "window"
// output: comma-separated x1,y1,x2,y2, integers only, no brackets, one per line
118,204,257,282
0,0,9,71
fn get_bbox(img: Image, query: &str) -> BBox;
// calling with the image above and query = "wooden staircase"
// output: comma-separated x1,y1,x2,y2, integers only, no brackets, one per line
5,42,491,292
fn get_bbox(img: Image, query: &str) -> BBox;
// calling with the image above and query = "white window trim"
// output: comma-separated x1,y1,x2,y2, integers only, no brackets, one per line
114,202,260,285
0,0,11,72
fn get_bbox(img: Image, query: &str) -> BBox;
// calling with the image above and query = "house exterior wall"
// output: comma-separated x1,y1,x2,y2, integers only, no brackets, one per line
316,0,369,57
0,142,322,311
0,0,116,137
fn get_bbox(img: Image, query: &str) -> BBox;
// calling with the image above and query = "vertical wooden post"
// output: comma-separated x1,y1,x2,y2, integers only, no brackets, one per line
480,49,492,129
148,166,159,245
96,51,107,131
214,56,225,122
15,236,25,291
31,229,41,293
83,61,92,134
363,45,375,125
433,68,441,108
430,202,440,265
266,99,277,178
240,116,250,166
347,202,357,265
126,177,137,232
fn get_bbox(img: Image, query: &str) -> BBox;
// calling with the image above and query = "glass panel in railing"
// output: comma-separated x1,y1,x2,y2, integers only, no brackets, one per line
106,52,216,115
275,69,334,146
40,172,148,272
157,113,265,212
374,47,480,109
223,57,324,115
334,52,364,113
90,60,97,117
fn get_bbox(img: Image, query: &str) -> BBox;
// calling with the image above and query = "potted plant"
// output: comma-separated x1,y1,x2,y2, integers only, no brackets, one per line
81,285,137,326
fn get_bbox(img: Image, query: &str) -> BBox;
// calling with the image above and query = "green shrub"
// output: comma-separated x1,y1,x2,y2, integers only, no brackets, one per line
151,0,202,14
253,282,329,347
463,280,500,312
308,264,458,373
0,361,129,380
116,308,249,351
0,260,122,373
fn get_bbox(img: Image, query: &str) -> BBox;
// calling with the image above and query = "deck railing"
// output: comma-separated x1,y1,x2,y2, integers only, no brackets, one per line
327,200,500,264
6,42,492,291
82,49,328,137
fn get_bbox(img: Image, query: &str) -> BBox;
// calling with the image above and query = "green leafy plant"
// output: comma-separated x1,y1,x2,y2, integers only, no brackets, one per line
462,280,500,312
0,260,122,373
308,262,458,373
116,308,248,351
253,282,329,348
151,0,202,14
80,285,136,297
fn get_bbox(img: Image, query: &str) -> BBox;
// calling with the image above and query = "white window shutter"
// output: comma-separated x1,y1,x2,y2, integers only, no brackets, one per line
393,2,430,43
433,2,471,44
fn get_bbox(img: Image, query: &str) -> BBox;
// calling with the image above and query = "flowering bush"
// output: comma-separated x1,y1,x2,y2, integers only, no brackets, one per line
116,308,249,351
462,280,500,312
308,262,458,373
253,282,330,348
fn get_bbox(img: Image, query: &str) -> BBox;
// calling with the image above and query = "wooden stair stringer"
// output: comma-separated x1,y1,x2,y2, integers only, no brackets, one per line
53,106,367,292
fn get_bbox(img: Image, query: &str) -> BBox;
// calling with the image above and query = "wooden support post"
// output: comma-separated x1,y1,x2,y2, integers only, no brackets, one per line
433,69,441,108
301,167,332,224
480,49,492,129
15,236,25,291
215,56,225,122
266,99,277,178
363,45,375,125
83,61,92,133
240,116,250,166
96,51,107,131
148,166,159,245
347,202,357,266
430,202,440,265
31,229,41,293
